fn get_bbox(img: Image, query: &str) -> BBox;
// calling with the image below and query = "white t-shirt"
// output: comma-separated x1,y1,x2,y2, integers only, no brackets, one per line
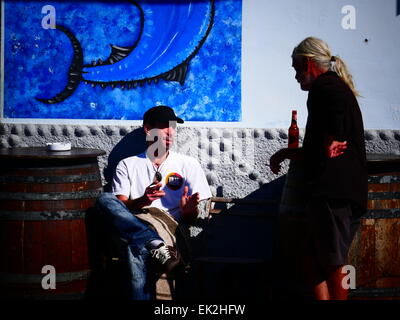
112,151,212,220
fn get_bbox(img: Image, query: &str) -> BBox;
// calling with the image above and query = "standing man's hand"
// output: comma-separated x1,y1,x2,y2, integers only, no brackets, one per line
180,186,200,223
269,148,304,174
270,149,287,174
325,136,347,158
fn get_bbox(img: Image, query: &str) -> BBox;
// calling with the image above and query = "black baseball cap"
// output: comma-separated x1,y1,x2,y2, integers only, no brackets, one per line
143,105,184,125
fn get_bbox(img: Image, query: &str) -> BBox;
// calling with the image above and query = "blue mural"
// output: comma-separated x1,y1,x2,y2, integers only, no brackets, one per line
3,0,242,121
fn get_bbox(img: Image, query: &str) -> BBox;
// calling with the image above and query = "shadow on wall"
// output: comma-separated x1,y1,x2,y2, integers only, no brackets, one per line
201,176,286,260
103,128,147,192
185,176,286,300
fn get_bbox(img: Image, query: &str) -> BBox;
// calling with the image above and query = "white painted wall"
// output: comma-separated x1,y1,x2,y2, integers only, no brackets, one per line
3,0,400,130
242,0,400,130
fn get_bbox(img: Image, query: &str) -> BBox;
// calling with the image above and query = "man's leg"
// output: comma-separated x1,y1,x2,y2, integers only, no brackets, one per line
95,193,163,299
302,260,348,300
314,281,330,300
324,202,360,300
302,255,330,300
304,198,355,300
326,265,348,300
96,192,163,250
124,246,156,300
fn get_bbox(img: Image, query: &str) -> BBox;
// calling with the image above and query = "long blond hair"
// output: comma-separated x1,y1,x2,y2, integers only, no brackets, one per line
292,37,360,97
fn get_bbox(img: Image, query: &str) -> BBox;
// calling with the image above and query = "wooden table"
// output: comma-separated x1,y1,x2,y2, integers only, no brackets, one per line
0,147,105,299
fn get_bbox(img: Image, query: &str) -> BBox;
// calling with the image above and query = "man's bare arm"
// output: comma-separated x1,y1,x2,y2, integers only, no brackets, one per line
269,148,305,174
117,183,165,211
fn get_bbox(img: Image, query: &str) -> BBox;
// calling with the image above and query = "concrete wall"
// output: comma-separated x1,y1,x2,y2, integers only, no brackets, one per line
1,122,399,198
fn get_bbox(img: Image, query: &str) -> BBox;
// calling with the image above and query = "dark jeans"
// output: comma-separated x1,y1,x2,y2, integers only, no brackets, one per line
95,192,163,299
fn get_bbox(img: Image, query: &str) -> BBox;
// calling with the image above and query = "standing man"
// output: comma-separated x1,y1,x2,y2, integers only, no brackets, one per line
96,105,212,299
270,37,367,300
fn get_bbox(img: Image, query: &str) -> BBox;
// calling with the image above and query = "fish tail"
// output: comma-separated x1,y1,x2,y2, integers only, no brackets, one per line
35,25,83,104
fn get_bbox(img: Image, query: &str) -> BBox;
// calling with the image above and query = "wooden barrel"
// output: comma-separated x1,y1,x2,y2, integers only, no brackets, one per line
0,147,105,299
348,153,400,299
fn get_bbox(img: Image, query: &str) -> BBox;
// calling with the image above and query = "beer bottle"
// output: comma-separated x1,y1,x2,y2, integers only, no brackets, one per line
288,110,299,148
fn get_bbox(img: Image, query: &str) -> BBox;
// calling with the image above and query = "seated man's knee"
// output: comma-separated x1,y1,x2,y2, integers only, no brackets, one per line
96,192,119,211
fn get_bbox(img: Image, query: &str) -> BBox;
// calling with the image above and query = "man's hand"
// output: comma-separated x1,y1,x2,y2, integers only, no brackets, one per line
269,148,304,174
118,183,166,211
325,136,347,158
270,149,287,174
142,183,165,206
180,186,200,223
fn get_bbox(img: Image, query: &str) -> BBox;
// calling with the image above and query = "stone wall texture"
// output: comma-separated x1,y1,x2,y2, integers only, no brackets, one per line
1,122,399,199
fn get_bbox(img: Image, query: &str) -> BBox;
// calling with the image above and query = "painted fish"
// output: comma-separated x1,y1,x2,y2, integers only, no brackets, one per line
36,0,215,104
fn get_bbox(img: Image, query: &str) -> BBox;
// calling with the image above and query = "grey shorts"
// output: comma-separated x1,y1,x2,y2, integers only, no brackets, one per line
304,198,361,268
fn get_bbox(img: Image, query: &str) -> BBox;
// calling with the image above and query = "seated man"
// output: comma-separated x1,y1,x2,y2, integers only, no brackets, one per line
96,105,212,299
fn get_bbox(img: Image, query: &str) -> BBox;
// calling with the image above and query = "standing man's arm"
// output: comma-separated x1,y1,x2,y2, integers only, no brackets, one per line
269,138,346,175
322,84,348,158
269,147,305,174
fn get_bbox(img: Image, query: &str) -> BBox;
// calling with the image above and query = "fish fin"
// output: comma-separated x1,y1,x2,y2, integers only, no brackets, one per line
99,1,144,66
103,44,135,65
161,62,189,85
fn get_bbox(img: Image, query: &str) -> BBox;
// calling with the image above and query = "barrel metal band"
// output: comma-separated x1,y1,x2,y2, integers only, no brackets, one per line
0,173,101,184
349,287,400,298
368,191,400,200
16,292,85,300
368,175,400,184
0,189,102,200
362,209,400,219
3,163,96,171
0,210,87,221
0,270,90,284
